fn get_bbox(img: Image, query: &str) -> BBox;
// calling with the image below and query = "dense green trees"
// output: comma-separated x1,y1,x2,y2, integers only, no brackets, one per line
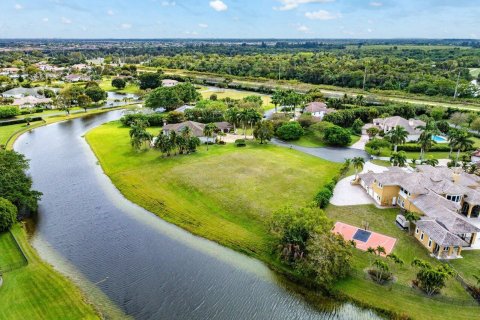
253,121,274,144
145,83,200,111
112,77,126,89
411,259,455,296
0,106,20,119
276,122,304,141
0,150,42,215
0,197,17,232
139,72,162,90
323,125,352,146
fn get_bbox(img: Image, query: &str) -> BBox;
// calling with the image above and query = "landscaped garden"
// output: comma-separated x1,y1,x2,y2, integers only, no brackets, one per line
326,205,479,319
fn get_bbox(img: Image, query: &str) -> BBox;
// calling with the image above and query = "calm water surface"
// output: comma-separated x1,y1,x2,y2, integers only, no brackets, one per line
14,111,381,320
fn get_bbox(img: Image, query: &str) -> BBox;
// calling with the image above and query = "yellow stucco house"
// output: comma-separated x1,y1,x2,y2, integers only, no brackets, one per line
358,165,480,259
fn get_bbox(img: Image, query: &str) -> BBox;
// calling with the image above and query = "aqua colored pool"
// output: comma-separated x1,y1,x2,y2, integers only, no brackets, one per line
432,135,448,143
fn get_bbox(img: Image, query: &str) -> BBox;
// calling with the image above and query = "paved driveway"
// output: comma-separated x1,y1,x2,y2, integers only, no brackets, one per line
330,162,388,206
350,134,369,150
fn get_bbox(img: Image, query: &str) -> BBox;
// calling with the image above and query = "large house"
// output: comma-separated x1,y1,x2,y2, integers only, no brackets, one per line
358,165,480,259
365,116,425,142
304,102,334,119
1,87,58,99
162,121,232,142
13,96,52,108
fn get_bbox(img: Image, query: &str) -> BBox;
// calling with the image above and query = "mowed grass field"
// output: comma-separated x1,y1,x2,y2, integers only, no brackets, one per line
0,225,99,320
86,121,341,259
326,205,479,320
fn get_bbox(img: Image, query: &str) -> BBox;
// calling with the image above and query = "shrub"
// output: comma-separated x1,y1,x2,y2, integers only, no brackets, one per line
366,138,392,150
0,197,17,231
120,113,166,127
112,78,126,89
315,187,334,209
235,139,246,147
323,125,352,146
0,106,20,119
0,116,42,127
397,143,453,152
297,114,319,128
276,122,304,141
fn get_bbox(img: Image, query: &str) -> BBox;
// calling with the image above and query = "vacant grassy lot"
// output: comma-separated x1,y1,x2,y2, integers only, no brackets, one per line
98,77,140,94
86,121,340,259
199,87,273,110
326,205,478,319
449,250,480,284
0,225,99,320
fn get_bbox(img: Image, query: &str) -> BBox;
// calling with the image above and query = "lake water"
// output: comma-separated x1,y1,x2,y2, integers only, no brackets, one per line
14,111,381,320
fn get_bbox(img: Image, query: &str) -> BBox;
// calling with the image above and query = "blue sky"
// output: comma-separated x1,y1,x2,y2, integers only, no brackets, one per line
0,0,478,39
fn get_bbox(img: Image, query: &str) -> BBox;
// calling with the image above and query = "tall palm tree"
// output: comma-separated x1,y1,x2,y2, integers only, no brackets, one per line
453,131,474,163
417,130,435,160
203,123,216,151
239,108,250,138
351,157,365,180
271,89,285,114
447,128,459,158
386,125,409,152
248,109,262,133
225,107,240,134
404,211,420,234
390,151,407,167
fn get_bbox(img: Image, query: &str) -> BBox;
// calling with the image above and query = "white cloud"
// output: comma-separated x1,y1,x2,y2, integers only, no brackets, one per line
198,23,208,28
121,23,132,29
42,17,49,22
367,28,373,33
369,2,383,7
161,1,176,6
305,10,340,20
296,24,310,33
274,0,334,11
107,9,114,16
210,0,227,12
14,3,23,10
61,17,72,24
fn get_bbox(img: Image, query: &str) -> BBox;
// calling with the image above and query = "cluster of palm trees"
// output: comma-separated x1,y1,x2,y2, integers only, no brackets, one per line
154,126,201,157
129,119,152,151
224,107,262,138
447,128,474,163
271,89,304,114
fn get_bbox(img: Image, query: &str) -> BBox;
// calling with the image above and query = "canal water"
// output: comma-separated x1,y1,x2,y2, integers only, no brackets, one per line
14,111,381,320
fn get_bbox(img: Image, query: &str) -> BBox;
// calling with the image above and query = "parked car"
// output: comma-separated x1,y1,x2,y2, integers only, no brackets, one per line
396,214,409,230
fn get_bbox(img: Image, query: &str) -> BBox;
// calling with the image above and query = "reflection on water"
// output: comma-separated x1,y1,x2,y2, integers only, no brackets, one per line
15,111,382,320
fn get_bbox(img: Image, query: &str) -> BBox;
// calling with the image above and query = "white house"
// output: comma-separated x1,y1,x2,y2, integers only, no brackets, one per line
371,116,425,142
304,102,335,119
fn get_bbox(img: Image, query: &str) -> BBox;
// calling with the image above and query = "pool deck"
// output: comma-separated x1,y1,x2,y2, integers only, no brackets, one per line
332,222,397,255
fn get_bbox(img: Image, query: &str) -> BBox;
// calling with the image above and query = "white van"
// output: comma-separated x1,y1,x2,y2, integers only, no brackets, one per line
396,214,409,230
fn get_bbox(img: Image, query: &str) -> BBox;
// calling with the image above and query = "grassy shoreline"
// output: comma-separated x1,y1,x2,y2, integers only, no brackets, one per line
86,121,480,320
0,225,100,319
0,107,132,319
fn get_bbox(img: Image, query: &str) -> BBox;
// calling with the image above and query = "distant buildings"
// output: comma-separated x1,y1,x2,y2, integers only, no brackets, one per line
64,74,91,82
162,79,179,87
304,101,335,119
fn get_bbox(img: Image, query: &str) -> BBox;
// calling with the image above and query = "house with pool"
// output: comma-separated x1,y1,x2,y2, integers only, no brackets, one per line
364,116,425,142
357,165,480,259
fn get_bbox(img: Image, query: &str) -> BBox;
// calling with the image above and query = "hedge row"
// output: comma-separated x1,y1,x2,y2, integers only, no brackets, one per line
0,116,43,127
397,143,454,152
314,161,350,209
120,113,166,127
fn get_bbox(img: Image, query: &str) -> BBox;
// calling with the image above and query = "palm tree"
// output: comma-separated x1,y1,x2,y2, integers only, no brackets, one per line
225,107,240,134
417,130,435,160
386,125,408,152
271,89,285,113
390,151,407,167
453,131,474,163
129,119,151,151
248,109,262,133
203,123,216,151
423,158,439,167
404,211,420,234
239,108,250,138
447,128,459,158
351,157,365,180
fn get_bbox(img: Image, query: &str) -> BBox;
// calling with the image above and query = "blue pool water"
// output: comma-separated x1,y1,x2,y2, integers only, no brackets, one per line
432,135,447,143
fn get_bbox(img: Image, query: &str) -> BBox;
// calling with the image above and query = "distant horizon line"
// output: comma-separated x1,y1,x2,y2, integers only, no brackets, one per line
0,37,478,41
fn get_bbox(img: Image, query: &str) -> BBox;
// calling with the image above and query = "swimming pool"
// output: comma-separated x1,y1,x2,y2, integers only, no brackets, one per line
432,135,448,143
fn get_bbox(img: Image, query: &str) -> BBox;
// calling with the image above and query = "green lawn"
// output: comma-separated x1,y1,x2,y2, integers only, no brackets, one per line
326,205,478,319
98,77,140,94
0,122,42,146
0,225,100,319
0,232,26,271
86,121,340,260
449,250,480,285
199,87,273,110
373,147,453,160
